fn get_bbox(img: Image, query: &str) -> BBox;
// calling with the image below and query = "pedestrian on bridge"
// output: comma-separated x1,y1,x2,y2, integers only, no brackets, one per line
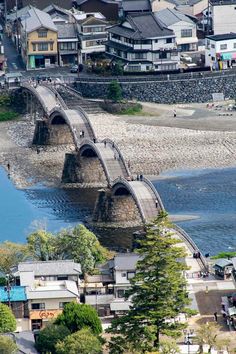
81,130,85,138
155,199,158,208
104,141,107,148
79,131,83,138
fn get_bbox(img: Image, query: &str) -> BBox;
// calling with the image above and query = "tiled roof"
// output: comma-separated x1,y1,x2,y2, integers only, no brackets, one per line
21,7,58,33
16,260,81,276
154,8,194,26
56,23,77,38
206,33,236,41
0,286,26,302
112,253,140,270
123,0,151,12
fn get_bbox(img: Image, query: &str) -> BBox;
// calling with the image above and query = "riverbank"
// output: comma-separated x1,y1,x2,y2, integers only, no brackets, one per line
0,102,236,188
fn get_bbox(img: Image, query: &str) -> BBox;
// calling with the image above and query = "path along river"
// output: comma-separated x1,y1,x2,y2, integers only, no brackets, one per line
0,166,235,255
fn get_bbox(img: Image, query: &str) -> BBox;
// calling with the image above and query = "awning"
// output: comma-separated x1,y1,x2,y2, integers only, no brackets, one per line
221,53,232,60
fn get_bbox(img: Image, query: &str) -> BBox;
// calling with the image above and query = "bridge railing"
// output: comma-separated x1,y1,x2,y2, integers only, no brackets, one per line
142,176,165,211
41,83,68,110
58,83,83,98
102,138,131,177
173,224,208,271
75,106,96,140
112,177,146,223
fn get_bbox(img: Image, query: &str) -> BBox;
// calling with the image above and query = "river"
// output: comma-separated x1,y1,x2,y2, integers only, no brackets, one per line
0,166,235,255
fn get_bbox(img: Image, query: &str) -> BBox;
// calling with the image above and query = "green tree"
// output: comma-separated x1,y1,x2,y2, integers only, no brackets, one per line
112,61,124,76
107,80,122,102
108,212,190,353
196,322,230,353
0,335,18,354
0,242,29,274
27,230,55,261
35,323,70,354
158,338,181,353
0,304,16,333
55,328,102,354
55,303,102,335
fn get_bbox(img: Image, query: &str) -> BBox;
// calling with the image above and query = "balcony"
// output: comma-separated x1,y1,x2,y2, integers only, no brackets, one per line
85,294,114,306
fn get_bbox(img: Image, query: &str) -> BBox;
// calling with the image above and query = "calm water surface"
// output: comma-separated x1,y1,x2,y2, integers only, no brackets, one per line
0,166,235,255
153,167,236,255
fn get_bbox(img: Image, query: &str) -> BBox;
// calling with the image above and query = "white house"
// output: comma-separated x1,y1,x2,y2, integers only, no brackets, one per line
106,12,180,72
155,8,198,51
210,0,236,35
205,33,236,69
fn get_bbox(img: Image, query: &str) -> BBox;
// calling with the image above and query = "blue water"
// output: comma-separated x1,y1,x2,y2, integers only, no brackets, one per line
153,167,236,255
0,167,95,243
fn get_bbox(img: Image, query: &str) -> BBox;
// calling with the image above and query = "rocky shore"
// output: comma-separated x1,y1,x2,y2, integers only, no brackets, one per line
0,105,236,189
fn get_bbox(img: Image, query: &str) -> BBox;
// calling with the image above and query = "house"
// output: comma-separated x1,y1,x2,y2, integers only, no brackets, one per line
213,258,234,279
205,33,236,69
121,0,151,17
13,260,82,286
76,0,119,21
43,4,72,22
0,286,28,331
56,23,79,66
175,0,208,17
19,7,58,70
77,14,108,62
151,0,176,12
106,12,180,72
26,280,79,330
14,0,74,11
210,0,236,35
109,253,140,314
154,8,198,52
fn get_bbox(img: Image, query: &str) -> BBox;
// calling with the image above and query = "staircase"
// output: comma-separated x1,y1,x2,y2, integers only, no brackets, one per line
57,86,104,114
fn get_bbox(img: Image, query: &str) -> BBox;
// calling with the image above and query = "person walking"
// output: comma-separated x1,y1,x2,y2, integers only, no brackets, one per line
173,109,176,118
104,141,107,148
7,162,10,172
82,130,85,138
140,174,143,181
155,199,158,208
79,131,83,139
214,312,218,322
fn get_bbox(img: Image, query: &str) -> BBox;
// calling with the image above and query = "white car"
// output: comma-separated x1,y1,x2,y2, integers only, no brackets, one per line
180,54,193,63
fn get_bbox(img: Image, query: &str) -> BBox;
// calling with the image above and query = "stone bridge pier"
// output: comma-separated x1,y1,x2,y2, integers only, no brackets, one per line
62,152,107,186
92,186,142,225
22,90,45,123
33,114,74,146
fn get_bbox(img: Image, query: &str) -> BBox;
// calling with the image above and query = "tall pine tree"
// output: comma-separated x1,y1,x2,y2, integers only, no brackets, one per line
108,212,191,353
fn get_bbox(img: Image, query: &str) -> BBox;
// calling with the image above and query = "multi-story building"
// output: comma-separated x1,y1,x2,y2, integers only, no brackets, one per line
76,0,119,22
205,33,236,69
106,12,180,72
155,8,198,52
19,7,58,70
210,0,236,35
76,14,108,62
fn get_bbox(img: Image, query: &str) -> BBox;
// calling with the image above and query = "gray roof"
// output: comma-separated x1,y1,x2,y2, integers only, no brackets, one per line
7,5,32,21
17,260,81,276
43,3,70,16
206,33,236,41
21,7,58,33
214,258,233,268
123,0,151,12
154,8,194,26
109,12,174,39
56,23,77,38
232,257,236,269
113,253,140,270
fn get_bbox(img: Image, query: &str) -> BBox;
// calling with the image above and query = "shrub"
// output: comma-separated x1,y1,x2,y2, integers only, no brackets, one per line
0,304,16,333
107,80,122,102
35,323,70,354
0,335,18,354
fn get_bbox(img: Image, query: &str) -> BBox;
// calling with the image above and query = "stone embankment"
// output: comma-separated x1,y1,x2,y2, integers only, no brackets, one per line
76,73,236,104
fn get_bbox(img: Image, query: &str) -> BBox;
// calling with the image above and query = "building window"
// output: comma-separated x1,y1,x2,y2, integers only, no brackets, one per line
85,40,99,47
166,38,173,43
57,275,68,280
121,272,126,277
220,44,227,50
60,42,77,51
181,29,192,38
32,43,36,51
50,43,53,51
59,302,69,309
117,289,125,298
38,43,49,51
111,33,121,41
127,271,135,280
31,303,45,310
83,26,105,33
133,52,147,59
211,44,215,48
154,39,158,43
38,30,47,38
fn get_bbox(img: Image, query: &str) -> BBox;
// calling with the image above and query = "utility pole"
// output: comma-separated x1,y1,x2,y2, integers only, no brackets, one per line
4,274,12,308
4,0,7,24
15,0,19,52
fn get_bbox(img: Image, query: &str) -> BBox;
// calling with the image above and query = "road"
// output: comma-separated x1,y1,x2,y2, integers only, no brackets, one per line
2,31,25,72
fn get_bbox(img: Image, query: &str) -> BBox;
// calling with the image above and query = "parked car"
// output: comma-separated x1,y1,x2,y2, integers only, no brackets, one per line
70,65,78,73
180,54,192,63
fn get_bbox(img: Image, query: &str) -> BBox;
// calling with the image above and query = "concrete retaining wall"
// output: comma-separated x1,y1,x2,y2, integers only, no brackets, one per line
76,73,236,104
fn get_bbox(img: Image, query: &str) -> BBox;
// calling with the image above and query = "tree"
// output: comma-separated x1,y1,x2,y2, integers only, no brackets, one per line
55,302,102,335
107,80,122,102
158,338,180,354
55,328,102,354
0,242,28,274
111,61,124,76
0,335,18,354
108,212,190,353
27,229,55,261
0,304,16,333
35,323,70,354
196,322,230,353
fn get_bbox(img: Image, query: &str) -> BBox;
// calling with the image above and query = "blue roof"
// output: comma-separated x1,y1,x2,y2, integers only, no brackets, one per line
0,286,26,302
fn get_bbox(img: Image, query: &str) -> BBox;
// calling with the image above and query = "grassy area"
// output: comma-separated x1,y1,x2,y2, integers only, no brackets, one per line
120,103,142,115
0,110,19,122
211,251,236,259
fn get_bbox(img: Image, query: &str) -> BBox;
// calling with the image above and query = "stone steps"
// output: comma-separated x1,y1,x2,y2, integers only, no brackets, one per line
58,89,104,114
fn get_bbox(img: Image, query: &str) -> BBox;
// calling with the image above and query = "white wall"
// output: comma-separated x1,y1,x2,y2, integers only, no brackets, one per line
20,271,35,286
212,4,236,34
205,37,236,66
30,297,76,310
115,270,131,284
151,0,175,12
168,21,197,46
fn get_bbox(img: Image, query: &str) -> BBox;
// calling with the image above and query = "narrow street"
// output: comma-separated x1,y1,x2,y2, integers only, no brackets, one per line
2,31,25,71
